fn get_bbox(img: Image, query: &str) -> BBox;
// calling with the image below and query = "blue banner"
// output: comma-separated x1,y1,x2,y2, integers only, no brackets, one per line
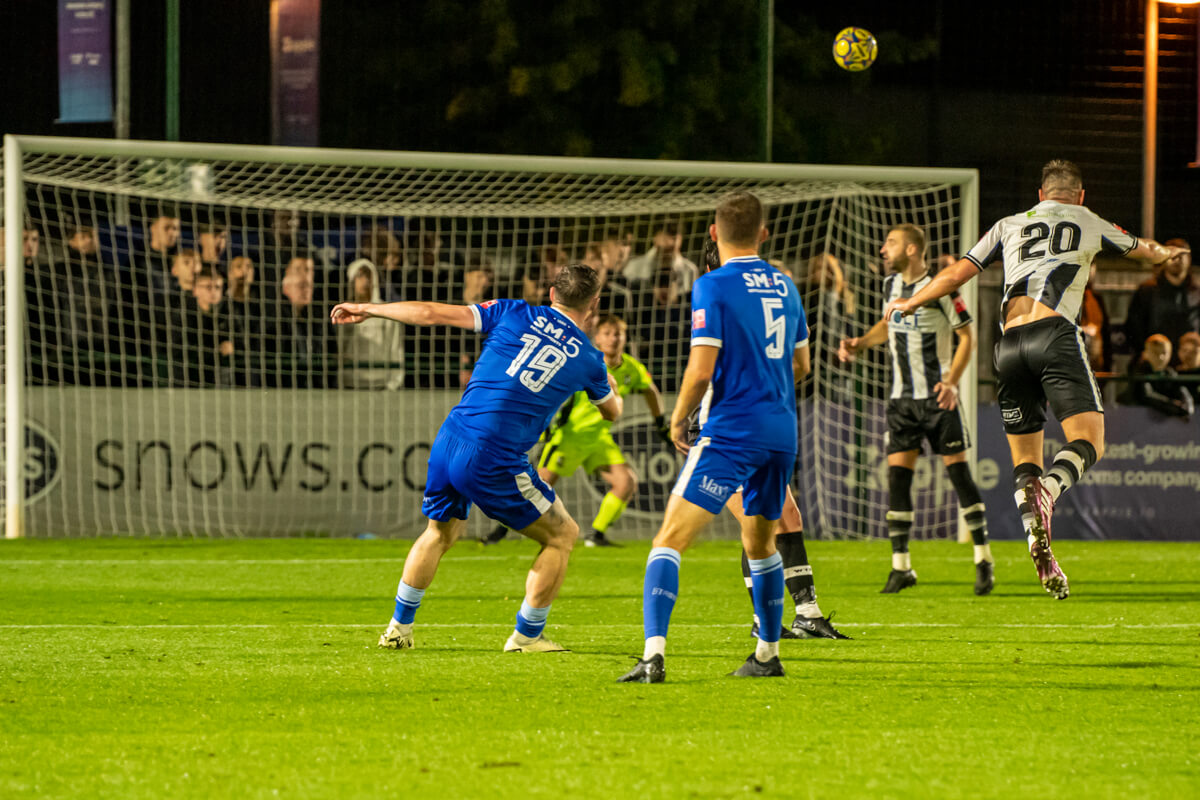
976,404,1200,540
57,0,113,123
271,0,321,146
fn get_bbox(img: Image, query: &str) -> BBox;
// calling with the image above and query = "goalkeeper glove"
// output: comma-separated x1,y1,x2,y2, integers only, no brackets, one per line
702,239,720,274
655,415,673,445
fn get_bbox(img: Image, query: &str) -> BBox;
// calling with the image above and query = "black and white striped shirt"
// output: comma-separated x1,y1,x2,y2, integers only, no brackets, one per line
965,200,1137,323
884,273,973,400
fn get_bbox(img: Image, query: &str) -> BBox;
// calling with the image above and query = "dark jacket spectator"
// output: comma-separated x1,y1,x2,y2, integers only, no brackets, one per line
1123,239,1199,356
266,256,335,388
1176,331,1200,408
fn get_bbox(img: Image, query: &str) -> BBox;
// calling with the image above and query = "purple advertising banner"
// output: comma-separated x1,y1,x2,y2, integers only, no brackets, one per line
271,0,321,147
976,404,1200,541
57,0,113,123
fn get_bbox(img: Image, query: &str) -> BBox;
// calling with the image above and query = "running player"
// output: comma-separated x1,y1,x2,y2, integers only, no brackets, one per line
483,315,670,547
690,241,849,640
885,160,1188,598
618,191,807,683
839,224,995,596
331,264,622,650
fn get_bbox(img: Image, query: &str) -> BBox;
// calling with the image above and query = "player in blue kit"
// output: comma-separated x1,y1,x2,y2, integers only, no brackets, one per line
331,264,622,652
618,191,808,683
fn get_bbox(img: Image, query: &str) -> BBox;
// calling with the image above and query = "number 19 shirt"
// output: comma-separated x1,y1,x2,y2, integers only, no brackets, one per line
691,256,808,453
447,299,613,457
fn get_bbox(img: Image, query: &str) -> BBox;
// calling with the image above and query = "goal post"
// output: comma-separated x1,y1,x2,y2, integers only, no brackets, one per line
3,134,978,539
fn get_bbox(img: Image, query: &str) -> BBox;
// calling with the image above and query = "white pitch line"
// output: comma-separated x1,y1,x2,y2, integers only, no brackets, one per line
0,622,1195,630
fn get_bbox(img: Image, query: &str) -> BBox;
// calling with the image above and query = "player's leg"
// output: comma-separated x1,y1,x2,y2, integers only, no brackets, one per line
502,497,581,651
773,487,849,638
586,441,636,547
930,400,995,595
882,448,920,593
619,438,729,683
381,428,470,649
995,322,1068,598
728,449,794,677
941,451,994,595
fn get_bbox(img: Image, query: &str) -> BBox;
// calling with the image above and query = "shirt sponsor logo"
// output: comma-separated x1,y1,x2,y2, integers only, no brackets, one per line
692,309,706,330
697,475,731,501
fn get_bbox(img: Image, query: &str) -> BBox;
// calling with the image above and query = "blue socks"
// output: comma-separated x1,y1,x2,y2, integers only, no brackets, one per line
515,600,551,638
643,547,682,639
748,552,785,643
392,580,425,625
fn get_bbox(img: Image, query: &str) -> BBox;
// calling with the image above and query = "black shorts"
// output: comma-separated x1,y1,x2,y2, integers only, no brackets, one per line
886,398,968,456
993,316,1103,435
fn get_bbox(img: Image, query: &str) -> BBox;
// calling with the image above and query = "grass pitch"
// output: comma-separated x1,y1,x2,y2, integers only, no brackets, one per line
2,537,1199,799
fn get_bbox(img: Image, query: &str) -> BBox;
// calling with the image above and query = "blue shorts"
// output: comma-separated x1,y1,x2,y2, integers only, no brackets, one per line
421,421,556,531
671,437,794,519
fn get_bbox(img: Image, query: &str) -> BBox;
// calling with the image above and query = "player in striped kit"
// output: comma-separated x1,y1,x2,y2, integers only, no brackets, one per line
840,224,993,595
885,160,1188,598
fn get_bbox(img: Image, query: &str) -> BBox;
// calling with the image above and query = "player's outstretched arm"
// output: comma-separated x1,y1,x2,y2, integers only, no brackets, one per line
1127,238,1189,268
669,345,719,454
838,318,888,362
330,301,477,329
884,258,977,321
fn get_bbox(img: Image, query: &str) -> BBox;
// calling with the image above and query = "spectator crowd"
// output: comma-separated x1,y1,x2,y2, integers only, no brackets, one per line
4,206,1197,418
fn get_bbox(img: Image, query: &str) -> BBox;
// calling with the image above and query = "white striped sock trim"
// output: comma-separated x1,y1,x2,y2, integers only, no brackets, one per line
514,472,552,515
784,565,813,579
748,553,783,575
961,502,986,516
671,436,710,496
647,546,682,567
886,510,915,522
1055,448,1086,479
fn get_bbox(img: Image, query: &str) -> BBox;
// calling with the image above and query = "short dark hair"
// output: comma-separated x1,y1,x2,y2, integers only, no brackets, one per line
596,314,627,332
1041,160,1083,194
1165,237,1190,251
550,263,601,310
193,266,222,284
715,191,764,248
889,223,927,258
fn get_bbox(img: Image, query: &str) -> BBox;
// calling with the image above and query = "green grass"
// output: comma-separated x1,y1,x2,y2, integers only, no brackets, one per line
2,538,1199,799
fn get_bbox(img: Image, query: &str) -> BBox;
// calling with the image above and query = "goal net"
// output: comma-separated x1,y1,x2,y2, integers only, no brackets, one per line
2,136,977,540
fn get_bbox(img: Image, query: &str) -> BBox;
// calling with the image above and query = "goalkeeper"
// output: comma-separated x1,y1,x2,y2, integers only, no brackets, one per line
485,315,670,547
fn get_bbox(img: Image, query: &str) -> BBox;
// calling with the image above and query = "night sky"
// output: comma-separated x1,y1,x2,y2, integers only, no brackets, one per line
1,0,1197,240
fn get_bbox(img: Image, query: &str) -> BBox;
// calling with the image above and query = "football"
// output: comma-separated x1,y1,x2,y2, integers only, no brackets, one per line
832,26,878,71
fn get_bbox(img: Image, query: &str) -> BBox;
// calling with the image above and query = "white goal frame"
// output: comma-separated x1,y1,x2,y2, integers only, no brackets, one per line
2,134,978,539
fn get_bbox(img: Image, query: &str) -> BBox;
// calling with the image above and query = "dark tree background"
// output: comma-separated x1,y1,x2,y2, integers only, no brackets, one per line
1,0,1196,240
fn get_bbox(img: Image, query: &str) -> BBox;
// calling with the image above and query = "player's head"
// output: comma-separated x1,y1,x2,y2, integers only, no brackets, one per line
712,191,767,250
1162,238,1192,280
881,224,926,272
594,315,627,357
549,262,602,315
1038,159,1085,205
1178,331,1200,369
1142,334,1172,371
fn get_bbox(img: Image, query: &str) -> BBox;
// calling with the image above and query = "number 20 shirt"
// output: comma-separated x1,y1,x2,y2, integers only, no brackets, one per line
447,299,613,457
691,256,808,454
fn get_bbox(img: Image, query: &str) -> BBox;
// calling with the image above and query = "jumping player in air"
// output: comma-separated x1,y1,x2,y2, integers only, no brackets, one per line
839,224,995,596
885,160,1188,599
331,264,622,651
483,314,670,548
618,191,808,683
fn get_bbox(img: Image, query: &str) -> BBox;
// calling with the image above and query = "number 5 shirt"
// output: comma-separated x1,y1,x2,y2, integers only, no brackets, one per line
448,299,613,457
690,256,808,454
965,200,1137,324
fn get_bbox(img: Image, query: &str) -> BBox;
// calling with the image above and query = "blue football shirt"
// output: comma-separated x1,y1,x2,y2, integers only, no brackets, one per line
690,256,808,453
447,299,613,456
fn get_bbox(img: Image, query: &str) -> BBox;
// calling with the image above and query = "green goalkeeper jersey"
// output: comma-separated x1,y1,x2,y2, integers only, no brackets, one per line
556,353,652,438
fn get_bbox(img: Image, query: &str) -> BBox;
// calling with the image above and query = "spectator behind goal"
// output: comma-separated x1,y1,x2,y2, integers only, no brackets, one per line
338,258,403,390
1119,334,1194,419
